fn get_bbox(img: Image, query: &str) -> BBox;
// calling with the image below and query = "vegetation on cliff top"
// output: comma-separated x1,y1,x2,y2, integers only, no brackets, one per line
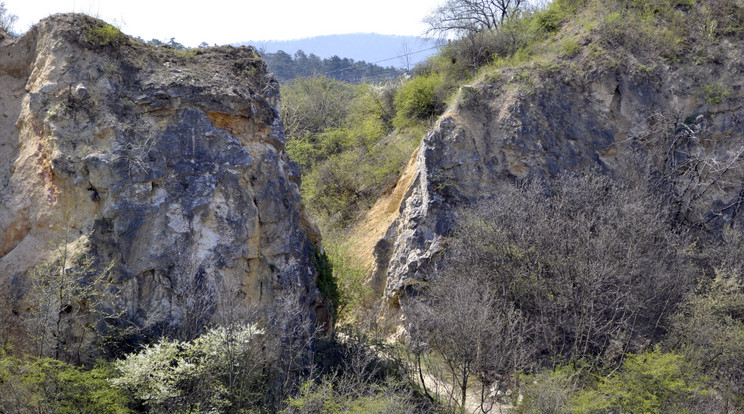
263,50,404,83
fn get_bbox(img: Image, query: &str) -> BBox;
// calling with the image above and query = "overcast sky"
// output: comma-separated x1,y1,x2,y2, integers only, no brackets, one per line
5,0,441,47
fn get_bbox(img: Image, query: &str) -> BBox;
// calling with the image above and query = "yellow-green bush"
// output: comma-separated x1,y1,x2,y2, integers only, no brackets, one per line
518,349,712,414
572,349,709,413
0,354,130,413
393,73,446,128
324,241,375,321
85,23,125,47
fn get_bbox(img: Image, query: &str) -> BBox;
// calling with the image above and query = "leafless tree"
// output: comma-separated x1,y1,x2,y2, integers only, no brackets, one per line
424,0,525,38
418,166,697,391
24,215,121,364
629,112,744,231
0,2,17,33
407,270,530,412
263,291,325,406
399,42,413,72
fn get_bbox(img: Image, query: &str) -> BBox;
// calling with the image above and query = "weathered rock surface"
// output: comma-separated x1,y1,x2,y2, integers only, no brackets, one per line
0,14,325,343
374,41,744,319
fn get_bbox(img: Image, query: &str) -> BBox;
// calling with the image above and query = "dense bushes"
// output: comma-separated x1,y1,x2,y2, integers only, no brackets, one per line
0,354,129,413
407,162,744,410
440,170,695,363
282,76,424,227
392,72,448,128
404,166,719,410
110,321,425,413
411,0,744,94
517,349,712,414
283,378,419,414
671,263,744,411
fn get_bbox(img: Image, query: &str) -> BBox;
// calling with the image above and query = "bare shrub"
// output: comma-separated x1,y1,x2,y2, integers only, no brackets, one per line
411,167,698,404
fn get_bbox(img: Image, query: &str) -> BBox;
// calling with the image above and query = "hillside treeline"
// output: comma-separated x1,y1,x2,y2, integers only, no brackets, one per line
262,50,404,83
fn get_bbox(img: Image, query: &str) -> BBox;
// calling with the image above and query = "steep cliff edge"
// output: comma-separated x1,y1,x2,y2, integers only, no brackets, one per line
0,14,325,346
373,35,744,320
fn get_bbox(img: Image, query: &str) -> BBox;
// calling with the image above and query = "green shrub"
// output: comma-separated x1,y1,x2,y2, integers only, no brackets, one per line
281,77,363,140
560,38,581,56
393,73,446,128
86,23,125,47
535,5,566,33
286,135,322,172
301,135,418,226
704,81,731,104
672,266,744,410
325,241,376,322
312,247,340,322
571,349,709,413
0,354,130,413
283,78,394,174
520,350,711,414
283,378,419,414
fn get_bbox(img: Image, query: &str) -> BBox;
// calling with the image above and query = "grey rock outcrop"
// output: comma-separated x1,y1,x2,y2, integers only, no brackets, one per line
0,14,326,344
374,42,744,319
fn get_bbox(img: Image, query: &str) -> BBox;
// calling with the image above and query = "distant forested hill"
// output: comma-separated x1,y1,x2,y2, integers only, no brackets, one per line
261,50,404,83
240,33,440,70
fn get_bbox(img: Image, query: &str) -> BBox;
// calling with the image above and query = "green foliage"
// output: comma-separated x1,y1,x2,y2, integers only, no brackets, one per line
571,349,708,413
590,0,744,64
0,354,130,413
324,241,376,322
86,23,125,47
281,77,367,155
419,7,556,81
283,75,419,227
560,38,581,56
534,0,572,33
393,72,446,128
313,248,340,322
703,81,731,104
111,324,266,413
414,0,742,84
283,378,418,414
300,136,418,225
519,350,709,414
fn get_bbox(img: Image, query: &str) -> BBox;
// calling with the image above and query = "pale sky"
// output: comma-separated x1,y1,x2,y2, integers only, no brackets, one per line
5,0,441,47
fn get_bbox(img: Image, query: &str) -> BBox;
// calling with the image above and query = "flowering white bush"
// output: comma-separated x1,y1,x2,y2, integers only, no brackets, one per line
111,323,265,413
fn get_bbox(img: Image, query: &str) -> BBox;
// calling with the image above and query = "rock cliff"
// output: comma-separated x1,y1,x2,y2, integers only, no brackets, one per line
0,14,325,346
373,39,744,320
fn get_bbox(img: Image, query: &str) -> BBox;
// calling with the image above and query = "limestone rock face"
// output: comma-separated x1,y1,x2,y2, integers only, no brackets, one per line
374,42,744,319
0,14,324,340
